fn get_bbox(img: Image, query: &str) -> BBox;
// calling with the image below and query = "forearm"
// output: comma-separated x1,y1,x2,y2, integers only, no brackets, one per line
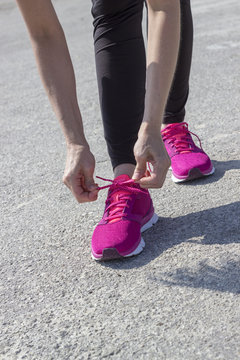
16,0,87,147
142,0,180,132
32,33,88,147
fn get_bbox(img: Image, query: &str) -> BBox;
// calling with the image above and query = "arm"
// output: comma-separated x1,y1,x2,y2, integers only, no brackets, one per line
16,0,98,202
132,0,180,187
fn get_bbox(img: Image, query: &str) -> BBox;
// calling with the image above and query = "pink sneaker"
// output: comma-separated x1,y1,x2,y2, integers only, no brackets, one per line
91,174,158,261
161,122,215,183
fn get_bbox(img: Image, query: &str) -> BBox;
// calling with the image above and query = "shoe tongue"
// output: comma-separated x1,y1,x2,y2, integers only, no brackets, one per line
174,124,187,138
107,174,131,224
113,174,131,183
175,131,186,140
174,125,191,153
112,174,132,198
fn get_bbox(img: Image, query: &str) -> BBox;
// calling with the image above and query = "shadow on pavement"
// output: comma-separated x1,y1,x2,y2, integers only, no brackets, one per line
148,259,240,294
101,201,240,293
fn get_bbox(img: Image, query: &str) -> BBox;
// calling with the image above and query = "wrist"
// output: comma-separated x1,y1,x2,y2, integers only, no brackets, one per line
138,121,162,136
66,137,89,150
64,126,89,149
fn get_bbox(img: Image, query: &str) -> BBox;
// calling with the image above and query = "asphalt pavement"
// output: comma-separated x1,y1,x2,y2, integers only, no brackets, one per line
1,0,240,359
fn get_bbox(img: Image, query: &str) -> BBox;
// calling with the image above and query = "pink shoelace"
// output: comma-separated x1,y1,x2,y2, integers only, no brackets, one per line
96,176,146,222
162,122,203,153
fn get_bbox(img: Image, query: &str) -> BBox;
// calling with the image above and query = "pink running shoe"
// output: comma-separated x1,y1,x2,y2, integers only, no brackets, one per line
91,174,158,261
161,122,215,183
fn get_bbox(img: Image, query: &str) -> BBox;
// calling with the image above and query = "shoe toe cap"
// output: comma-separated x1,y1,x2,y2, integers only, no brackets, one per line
171,152,212,176
92,220,141,257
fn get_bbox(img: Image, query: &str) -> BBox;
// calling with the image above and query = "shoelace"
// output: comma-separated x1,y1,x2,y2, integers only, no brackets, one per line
96,176,146,222
162,122,202,153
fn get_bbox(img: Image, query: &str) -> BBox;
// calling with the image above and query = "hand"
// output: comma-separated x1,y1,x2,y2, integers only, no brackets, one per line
63,144,99,203
132,128,171,188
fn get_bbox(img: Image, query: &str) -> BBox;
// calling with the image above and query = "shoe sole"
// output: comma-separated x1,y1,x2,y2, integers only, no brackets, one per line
171,166,215,183
92,213,158,261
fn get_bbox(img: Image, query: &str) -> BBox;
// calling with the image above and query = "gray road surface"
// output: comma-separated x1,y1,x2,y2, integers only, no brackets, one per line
1,0,240,359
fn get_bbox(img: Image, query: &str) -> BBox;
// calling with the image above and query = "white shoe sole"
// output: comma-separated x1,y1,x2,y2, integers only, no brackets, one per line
171,166,215,183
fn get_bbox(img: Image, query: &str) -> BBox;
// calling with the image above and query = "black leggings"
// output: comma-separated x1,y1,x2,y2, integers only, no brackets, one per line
92,0,193,169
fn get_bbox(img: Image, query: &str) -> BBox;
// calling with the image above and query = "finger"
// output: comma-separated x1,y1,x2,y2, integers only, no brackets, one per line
76,191,96,203
73,187,96,204
72,186,97,203
62,175,71,190
137,171,166,188
63,174,98,202
137,175,160,188
84,168,98,192
88,189,99,202
132,157,147,181
139,182,163,189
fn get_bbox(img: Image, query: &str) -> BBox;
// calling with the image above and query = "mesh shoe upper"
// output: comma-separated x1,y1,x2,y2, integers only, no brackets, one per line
91,174,154,258
161,122,213,178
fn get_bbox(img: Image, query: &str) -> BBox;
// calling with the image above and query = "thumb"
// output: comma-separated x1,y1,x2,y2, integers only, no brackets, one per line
84,169,98,191
85,177,98,192
132,157,147,181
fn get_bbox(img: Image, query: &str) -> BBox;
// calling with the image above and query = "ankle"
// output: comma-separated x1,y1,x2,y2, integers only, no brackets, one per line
161,123,169,130
114,163,136,179
161,121,183,130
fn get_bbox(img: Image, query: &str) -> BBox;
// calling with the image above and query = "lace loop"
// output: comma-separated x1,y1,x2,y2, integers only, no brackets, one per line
96,176,146,222
162,122,203,153
96,176,136,191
